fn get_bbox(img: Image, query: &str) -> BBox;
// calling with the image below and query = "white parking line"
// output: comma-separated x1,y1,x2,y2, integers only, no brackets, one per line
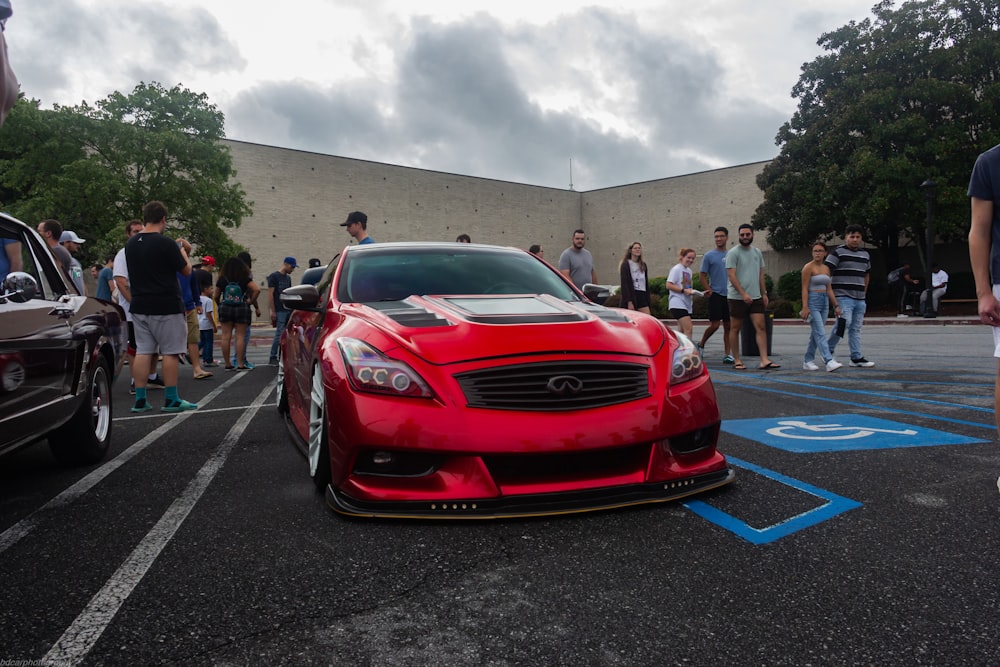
43,380,275,665
0,373,248,555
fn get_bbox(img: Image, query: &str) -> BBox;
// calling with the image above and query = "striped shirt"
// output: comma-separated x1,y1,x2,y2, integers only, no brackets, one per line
825,244,870,300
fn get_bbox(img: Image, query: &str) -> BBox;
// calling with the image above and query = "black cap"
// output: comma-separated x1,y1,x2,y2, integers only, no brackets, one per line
341,211,367,227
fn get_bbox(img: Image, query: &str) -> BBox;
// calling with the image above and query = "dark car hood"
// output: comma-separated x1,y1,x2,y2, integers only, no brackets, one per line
340,294,669,363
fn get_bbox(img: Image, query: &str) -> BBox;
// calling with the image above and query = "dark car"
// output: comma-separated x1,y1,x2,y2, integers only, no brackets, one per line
277,242,733,519
0,213,127,465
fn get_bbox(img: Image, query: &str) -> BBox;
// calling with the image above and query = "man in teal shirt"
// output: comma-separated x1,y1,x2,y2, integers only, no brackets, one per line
725,223,778,370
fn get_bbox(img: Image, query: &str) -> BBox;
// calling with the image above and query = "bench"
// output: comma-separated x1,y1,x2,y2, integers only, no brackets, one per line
939,298,976,315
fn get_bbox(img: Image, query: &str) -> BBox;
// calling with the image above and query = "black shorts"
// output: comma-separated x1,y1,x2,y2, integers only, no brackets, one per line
670,307,691,320
707,292,730,321
218,302,252,325
632,290,650,310
728,298,765,319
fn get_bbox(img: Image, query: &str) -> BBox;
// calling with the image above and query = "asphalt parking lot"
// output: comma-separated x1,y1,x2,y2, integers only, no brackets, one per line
1,319,999,665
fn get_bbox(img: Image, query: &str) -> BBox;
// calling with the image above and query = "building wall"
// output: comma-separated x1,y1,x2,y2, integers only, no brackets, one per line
222,139,825,314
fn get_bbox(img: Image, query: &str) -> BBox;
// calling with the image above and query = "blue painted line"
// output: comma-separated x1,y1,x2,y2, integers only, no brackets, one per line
712,379,996,431
714,371,994,414
682,456,862,545
720,414,984,452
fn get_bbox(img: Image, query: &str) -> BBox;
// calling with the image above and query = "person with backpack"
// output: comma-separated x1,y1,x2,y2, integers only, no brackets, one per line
888,263,921,317
215,256,261,371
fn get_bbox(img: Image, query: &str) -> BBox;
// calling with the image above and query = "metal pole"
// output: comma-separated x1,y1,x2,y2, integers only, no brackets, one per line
920,178,937,318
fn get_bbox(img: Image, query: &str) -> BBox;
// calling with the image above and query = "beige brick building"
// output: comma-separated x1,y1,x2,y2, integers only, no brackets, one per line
223,139,804,315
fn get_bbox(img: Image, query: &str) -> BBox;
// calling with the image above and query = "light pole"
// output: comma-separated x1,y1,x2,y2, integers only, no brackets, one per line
920,178,937,317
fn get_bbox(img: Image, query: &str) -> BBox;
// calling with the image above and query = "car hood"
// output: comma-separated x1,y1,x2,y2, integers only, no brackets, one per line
340,294,669,363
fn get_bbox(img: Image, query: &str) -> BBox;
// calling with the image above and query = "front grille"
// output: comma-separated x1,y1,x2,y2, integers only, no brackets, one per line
454,361,650,411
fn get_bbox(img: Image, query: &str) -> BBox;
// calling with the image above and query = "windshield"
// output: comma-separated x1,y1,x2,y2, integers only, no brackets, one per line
336,246,580,303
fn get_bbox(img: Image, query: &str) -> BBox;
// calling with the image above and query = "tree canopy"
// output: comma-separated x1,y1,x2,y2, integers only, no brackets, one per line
0,82,252,264
752,0,1000,269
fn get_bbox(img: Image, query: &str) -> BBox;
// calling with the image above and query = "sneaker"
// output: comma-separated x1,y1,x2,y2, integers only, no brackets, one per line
242,361,255,370
204,361,219,368
722,355,735,364
849,358,875,368
826,359,843,372
896,314,908,318
129,380,136,395
130,399,153,413
147,375,166,389
268,356,279,365
802,361,820,371
161,399,198,412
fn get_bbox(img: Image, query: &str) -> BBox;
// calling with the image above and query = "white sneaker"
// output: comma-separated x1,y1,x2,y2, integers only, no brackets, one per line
802,361,820,371
826,359,843,372
896,314,907,318
849,358,875,367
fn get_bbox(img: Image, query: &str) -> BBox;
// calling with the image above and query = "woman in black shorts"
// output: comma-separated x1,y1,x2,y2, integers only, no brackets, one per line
215,256,261,370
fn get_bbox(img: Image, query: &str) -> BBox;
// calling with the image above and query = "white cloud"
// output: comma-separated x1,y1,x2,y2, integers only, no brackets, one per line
6,0,876,189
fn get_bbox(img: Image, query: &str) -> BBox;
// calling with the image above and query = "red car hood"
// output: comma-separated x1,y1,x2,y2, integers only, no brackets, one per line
340,294,669,363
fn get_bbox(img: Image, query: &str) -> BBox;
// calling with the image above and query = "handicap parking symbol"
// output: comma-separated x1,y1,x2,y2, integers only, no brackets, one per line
721,414,984,453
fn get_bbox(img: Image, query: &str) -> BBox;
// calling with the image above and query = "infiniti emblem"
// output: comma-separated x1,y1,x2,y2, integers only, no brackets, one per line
546,375,583,396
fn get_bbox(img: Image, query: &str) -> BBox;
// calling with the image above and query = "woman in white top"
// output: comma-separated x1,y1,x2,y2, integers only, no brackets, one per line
666,248,697,338
617,241,650,314
799,241,842,371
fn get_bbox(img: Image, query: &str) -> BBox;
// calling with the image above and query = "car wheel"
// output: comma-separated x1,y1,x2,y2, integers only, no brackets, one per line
49,355,113,466
307,363,332,492
275,354,288,415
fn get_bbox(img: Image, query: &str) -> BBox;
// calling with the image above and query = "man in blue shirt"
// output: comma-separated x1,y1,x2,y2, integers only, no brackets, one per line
698,226,733,363
342,211,374,244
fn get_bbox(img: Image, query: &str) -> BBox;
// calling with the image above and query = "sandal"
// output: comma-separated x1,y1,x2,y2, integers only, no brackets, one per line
732,361,746,370
225,365,237,371
194,371,213,379
759,361,781,369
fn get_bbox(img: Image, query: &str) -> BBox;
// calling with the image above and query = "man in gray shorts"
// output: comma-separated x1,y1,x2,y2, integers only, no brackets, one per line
125,200,198,413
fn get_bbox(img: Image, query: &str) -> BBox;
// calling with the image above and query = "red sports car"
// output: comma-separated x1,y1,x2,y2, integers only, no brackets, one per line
277,242,733,518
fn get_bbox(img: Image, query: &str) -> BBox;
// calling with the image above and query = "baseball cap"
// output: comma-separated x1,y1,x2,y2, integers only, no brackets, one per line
200,255,216,266
59,230,86,244
283,256,298,268
341,211,367,227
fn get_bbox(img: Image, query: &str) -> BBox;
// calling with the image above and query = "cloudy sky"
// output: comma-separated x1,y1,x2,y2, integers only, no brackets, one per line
8,0,877,190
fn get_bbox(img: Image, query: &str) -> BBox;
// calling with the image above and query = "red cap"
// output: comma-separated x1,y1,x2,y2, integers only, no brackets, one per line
201,255,216,266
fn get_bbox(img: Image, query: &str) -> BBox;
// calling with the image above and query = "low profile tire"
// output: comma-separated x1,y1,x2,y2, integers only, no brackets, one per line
49,355,113,466
307,363,332,492
275,354,288,415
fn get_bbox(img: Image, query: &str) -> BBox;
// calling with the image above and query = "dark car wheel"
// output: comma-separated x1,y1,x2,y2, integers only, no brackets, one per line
275,354,288,415
49,355,112,466
307,363,331,492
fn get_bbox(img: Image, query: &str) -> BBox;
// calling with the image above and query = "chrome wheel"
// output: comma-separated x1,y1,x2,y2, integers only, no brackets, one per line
306,363,331,489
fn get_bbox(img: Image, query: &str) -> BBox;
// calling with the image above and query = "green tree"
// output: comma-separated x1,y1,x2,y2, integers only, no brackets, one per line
0,82,252,263
753,0,1000,270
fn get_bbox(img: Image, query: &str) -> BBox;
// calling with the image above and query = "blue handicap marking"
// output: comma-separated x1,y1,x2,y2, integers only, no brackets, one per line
682,456,862,545
720,413,984,453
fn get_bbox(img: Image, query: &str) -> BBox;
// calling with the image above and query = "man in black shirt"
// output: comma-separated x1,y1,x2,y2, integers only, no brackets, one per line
125,201,198,412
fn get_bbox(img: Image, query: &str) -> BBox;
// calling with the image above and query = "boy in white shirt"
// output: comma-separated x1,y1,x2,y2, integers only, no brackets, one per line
198,283,218,367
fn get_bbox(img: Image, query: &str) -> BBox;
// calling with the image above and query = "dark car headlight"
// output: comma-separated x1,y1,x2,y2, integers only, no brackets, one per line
337,338,434,398
670,332,704,385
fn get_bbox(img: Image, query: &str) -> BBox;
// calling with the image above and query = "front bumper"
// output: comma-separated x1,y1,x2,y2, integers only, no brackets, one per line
326,465,735,519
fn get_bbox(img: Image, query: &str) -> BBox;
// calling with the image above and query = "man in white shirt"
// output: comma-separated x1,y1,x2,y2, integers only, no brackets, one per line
920,264,948,317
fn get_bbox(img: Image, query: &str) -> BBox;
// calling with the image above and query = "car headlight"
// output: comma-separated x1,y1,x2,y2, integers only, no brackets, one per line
670,332,704,385
337,338,434,398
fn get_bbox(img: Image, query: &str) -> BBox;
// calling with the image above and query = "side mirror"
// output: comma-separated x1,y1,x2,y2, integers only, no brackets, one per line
582,283,612,305
0,271,38,303
280,284,322,312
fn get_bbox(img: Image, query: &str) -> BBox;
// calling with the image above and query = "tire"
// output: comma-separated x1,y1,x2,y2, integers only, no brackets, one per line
49,354,113,466
275,353,288,415
306,363,331,492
